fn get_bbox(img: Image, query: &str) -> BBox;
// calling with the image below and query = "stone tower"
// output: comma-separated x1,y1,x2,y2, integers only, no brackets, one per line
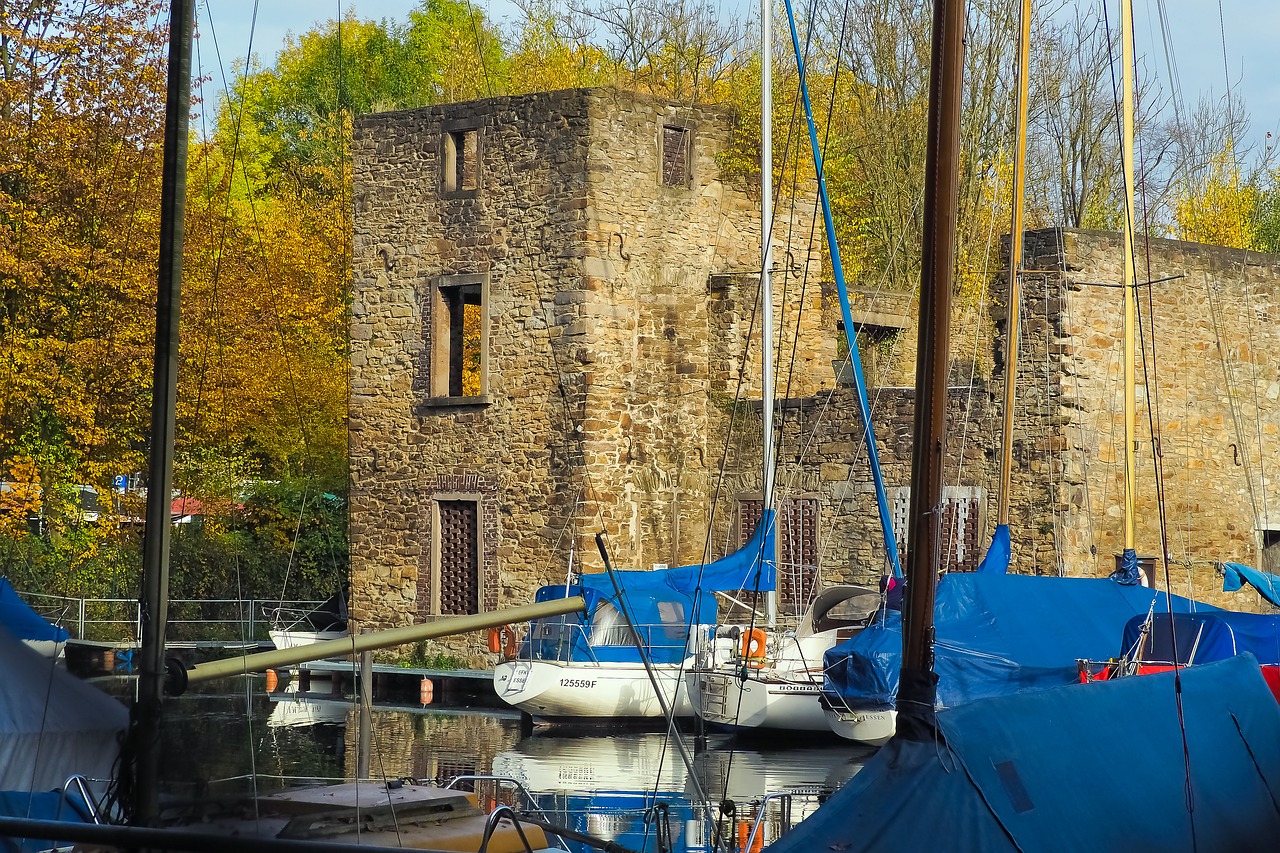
348,89,835,632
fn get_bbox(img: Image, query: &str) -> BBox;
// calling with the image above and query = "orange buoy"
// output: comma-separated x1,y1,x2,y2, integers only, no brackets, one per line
420,677,434,706
502,625,519,659
265,669,279,692
740,628,768,667
487,627,502,653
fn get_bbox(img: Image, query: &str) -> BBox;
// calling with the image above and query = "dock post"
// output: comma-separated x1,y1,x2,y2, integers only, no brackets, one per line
357,641,372,780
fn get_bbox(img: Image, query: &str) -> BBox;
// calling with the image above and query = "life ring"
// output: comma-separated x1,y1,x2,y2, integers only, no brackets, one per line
502,625,519,659
740,628,768,667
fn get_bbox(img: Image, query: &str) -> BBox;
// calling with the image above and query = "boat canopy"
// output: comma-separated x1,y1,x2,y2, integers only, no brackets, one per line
1222,562,1280,608
823,572,1216,711
527,582,716,665
769,654,1280,852
1123,610,1280,666
0,624,128,793
0,577,68,644
524,511,777,666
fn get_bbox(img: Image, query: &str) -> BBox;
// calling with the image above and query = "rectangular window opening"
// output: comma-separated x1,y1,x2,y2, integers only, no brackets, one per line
430,275,487,399
662,125,691,188
444,128,479,193
1261,528,1280,573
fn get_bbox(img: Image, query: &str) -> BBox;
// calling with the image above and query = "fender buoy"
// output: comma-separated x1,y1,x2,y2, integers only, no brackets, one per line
420,677,434,706
265,669,279,692
502,625,519,659
740,628,767,668
487,627,502,654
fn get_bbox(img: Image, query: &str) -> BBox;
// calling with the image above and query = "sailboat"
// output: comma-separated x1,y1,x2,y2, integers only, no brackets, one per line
687,0,905,736
764,0,1280,848
493,517,776,720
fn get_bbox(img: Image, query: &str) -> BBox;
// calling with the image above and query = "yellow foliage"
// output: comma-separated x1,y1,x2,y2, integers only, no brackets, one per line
0,457,42,536
1172,146,1260,249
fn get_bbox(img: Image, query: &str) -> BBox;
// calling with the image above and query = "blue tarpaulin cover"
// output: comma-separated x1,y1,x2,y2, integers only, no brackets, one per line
975,523,1010,574
1222,562,1280,608
1122,610,1280,665
823,572,1215,711
0,578,67,643
769,654,1280,852
524,511,776,666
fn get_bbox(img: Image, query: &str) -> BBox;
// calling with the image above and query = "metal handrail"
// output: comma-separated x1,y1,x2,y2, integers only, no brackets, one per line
56,774,106,825
12,592,329,643
478,804,538,853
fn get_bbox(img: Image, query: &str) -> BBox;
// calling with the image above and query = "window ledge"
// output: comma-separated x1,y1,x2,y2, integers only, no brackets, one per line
422,394,492,409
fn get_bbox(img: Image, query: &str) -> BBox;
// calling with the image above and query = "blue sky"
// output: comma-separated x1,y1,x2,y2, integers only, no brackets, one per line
195,1,1279,156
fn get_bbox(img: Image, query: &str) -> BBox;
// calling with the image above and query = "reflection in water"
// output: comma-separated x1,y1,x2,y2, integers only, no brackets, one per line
135,676,873,851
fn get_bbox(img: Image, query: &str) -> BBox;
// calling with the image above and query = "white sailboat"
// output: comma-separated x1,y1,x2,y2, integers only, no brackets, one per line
493,516,776,720
690,0,905,737
692,584,880,732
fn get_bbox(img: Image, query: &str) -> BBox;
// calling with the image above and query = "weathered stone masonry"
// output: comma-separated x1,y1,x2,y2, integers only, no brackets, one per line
349,88,851,638
350,88,1280,650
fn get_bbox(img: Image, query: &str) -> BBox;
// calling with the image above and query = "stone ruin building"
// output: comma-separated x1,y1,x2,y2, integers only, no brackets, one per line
349,87,1280,651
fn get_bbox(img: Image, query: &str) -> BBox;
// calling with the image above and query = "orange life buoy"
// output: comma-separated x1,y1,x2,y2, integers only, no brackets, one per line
740,628,768,667
502,625,519,659
487,627,502,653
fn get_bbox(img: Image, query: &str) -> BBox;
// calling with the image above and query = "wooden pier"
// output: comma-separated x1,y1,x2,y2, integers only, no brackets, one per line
272,661,504,709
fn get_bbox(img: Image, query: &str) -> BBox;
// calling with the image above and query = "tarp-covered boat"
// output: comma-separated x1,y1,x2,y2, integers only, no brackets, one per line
0,578,69,658
772,654,1280,851
821,572,1215,742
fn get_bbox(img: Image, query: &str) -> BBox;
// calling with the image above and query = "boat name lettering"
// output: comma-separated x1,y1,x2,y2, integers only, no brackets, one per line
559,678,597,689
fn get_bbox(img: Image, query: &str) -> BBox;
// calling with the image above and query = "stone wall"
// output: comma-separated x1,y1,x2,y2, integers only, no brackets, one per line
351,89,1280,650
994,229,1280,608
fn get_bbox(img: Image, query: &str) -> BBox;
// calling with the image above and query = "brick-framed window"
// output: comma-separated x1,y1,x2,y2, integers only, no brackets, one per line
661,125,692,188
432,496,481,616
891,485,986,573
442,123,481,196
737,497,819,617
428,272,488,401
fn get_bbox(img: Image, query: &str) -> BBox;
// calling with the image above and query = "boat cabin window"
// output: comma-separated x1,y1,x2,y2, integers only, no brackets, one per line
589,601,634,646
428,273,488,401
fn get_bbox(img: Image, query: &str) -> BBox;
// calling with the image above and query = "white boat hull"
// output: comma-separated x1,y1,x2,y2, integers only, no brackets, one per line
691,670,830,731
493,659,695,720
269,628,347,651
22,638,65,658
821,702,896,746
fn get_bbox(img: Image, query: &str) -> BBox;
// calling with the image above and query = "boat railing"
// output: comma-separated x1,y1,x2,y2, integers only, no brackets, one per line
442,775,572,851
15,591,326,643
522,619,694,665
741,791,807,851
56,774,111,825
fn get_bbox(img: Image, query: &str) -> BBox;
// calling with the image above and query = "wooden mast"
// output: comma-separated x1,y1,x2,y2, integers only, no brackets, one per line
996,0,1032,532
897,0,964,737
1121,0,1139,558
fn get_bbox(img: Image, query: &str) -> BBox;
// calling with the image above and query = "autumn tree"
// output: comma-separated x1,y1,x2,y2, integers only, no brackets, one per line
0,0,168,476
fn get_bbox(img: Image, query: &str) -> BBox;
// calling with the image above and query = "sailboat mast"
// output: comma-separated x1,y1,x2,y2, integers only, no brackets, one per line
134,0,194,825
996,0,1031,529
761,0,778,624
899,0,964,728
1121,0,1138,554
